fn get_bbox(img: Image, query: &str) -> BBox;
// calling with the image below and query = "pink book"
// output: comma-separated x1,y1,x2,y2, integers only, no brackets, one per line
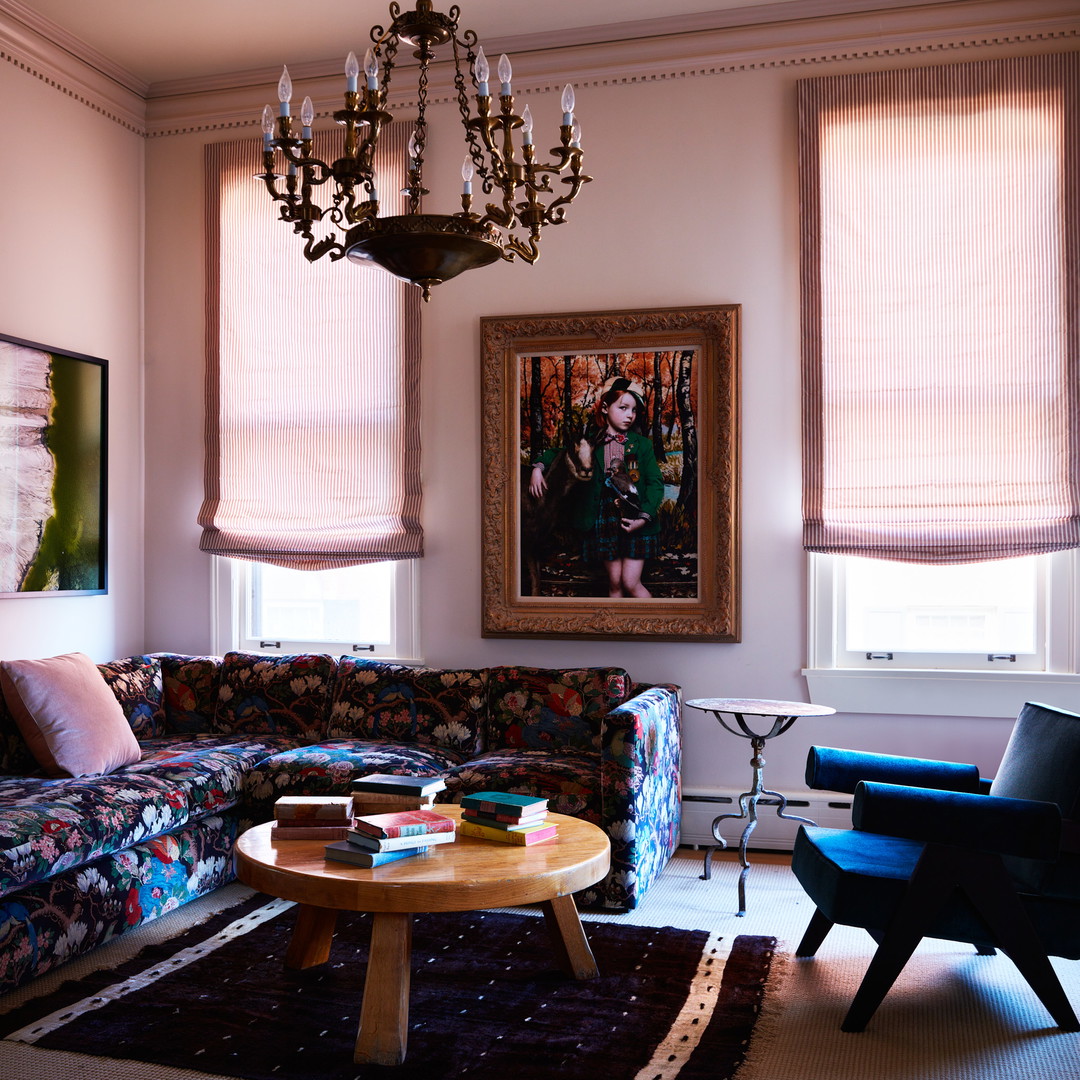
351,808,457,840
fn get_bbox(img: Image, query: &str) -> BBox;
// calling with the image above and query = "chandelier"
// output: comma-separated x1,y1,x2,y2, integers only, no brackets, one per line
259,0,591,300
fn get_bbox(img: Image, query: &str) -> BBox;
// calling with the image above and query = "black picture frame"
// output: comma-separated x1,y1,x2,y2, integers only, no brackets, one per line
0,333,107,596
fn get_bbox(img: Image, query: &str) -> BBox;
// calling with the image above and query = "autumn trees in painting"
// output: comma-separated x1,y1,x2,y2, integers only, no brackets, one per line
519,349,699,599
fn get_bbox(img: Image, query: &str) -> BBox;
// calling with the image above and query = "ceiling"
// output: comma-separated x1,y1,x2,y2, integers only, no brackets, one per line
17,0,917,87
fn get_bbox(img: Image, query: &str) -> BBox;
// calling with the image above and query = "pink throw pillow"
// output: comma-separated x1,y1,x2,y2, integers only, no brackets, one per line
0,652,142,777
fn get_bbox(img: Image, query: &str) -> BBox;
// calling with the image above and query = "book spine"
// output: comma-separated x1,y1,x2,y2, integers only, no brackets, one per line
272,824,352,840
459,796,546,817
345,829,456,852
460,812,546,831
324,843,420,868
460,809,547,825
352,819,456,840
458,821,558,845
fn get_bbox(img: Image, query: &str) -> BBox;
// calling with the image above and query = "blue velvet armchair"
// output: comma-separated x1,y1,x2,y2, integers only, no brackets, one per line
791,701,1080,1032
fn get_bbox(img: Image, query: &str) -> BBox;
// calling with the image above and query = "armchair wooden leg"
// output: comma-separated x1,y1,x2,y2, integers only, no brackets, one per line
796,909,834,957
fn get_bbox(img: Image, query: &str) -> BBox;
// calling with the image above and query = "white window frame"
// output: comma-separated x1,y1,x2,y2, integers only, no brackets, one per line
212,556,422,663
804,550,1080,718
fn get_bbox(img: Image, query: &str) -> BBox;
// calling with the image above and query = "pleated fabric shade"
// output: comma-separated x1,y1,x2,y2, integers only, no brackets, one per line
800,53,1079,564
200,123,422,570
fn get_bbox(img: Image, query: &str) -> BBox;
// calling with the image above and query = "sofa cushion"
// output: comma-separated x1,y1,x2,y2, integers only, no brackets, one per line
0,653,142,778
485,666,632,753
214,652,336,739
97,655,167,738
329,659,487,756
156,654,224,734
443,748,602,823
243,739,464,821
0,734,295,898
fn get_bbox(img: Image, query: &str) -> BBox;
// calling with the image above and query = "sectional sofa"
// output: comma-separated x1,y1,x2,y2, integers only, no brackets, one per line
0,651,681,993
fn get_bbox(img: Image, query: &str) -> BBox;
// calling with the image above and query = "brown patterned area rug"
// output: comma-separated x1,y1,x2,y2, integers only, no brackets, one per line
0,894,776,1080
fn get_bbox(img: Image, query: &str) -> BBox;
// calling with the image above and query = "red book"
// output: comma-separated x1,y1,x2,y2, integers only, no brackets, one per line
461,809,548,829
271,822,352,840
351,809,457,840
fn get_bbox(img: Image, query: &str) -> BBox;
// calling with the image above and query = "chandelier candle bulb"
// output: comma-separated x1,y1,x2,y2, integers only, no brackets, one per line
277,66,291,116
474,46,489,96
571,120,582,148
300,96,314,140
461,157,473,194
561,84,575,126
498,53,512,96
521,104,534,145
261,104,274,150
363,48,378,91
345,50,359,93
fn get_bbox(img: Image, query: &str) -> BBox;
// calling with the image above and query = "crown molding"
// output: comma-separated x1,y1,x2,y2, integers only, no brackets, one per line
144,0,1079,138
0,0,146,132
1,1,1076,138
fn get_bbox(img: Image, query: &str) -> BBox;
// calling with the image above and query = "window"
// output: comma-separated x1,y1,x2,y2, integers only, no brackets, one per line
799,54,1080,716
214,558,420,661
202,124,423,658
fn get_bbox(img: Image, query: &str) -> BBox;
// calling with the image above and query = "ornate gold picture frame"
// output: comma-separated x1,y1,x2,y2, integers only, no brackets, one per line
480,305,740,641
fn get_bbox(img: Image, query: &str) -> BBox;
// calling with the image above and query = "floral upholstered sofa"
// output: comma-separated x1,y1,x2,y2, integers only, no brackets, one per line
0,651,681,992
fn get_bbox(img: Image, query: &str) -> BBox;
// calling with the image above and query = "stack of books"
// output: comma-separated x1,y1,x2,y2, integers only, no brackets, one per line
271,795,354,840
350,773,448,816
457,791,557,845
325,808,457,868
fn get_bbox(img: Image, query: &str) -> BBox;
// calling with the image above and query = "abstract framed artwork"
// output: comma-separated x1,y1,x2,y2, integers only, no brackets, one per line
480,305,739,641
0,333,107,596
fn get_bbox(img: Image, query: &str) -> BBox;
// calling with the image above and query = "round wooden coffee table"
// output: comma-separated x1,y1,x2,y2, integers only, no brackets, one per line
234,805,610,1066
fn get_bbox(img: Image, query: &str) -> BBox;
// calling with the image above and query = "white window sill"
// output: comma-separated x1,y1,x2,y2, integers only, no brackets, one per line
803,668,1080,718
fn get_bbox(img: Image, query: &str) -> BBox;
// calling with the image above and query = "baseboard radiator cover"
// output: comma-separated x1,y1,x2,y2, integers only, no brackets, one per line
680,789,853,852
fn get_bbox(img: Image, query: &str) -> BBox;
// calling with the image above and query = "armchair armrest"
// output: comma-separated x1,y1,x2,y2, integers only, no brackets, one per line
853,780,1062,861
806,746,983,795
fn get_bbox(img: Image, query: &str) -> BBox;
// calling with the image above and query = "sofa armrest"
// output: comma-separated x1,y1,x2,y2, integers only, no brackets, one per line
853,780,1061,860
598,684,682,907
806,746,983,795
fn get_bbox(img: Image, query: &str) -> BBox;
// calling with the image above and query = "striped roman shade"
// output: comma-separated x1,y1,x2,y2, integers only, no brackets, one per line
800,53,1079,564
200,124,422,570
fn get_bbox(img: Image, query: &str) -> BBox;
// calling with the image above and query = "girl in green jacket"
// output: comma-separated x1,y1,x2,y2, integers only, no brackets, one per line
530,377,663,598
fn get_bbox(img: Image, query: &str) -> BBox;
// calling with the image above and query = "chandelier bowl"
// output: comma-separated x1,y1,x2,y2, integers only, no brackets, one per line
344,214,504,296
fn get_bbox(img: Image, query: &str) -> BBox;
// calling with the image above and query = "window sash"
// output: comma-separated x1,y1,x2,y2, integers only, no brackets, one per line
800,53,1080,564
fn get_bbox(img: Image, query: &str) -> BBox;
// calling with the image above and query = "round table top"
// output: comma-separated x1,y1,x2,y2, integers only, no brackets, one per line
234,805,611,914
685,697,836,718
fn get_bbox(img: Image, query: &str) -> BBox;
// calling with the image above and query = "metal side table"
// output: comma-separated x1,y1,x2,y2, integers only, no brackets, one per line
686,697,836,916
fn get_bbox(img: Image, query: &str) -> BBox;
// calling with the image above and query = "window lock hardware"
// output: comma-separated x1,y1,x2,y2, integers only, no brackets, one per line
988,654,1017,662
866,652,894,661
352,644,376,653
259,640,281,649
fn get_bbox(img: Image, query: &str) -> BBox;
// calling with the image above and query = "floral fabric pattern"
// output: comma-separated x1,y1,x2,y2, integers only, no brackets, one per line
485,666,632,754
444,750,601,822
214,652,336,740
0,811,237,993
243,739,463,821
329,659,486,755
97,656,167,738
155,654,223,735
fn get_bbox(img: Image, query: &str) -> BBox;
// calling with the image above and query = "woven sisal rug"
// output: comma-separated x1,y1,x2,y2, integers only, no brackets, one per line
0,892,777,1080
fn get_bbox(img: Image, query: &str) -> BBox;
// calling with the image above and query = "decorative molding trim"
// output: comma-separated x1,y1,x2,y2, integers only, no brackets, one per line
0,0,146,133
1,0,1076,138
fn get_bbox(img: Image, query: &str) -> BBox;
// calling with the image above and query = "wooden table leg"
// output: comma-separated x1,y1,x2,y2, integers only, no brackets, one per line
285,904,338,969
541,894,599,980
355,911,413,1066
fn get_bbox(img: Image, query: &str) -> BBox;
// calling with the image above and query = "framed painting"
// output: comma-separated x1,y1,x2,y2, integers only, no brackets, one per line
480,305,739,641
0,333,107,596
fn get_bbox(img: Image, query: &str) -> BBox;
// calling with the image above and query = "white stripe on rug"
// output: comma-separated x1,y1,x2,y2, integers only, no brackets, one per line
6,898,295,1045
634,930,732,1080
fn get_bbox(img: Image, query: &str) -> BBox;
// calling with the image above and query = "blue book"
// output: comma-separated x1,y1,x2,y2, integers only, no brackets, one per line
323,841,424,868
459,791,548,818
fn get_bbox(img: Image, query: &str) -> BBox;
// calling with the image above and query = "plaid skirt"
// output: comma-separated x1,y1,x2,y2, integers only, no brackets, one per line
582,494,660,563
